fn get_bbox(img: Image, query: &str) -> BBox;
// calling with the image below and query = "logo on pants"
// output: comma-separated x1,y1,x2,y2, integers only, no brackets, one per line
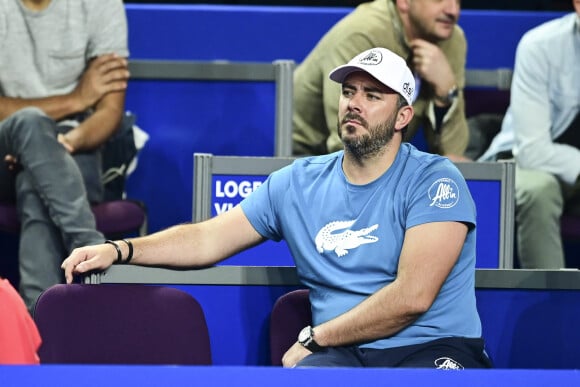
434,357,464,370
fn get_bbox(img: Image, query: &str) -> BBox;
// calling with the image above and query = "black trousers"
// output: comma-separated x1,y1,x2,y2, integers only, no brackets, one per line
296,337,493,369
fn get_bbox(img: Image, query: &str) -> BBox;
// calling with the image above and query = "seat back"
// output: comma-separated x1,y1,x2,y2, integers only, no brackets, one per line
34,284,211,365
269,289,311,366
0,200,147,237
194,154,516,269
0,203,21,234
92,199,148,238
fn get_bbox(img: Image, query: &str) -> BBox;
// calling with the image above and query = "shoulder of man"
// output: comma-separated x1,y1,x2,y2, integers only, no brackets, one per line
81,0,127,27
519,12,574,49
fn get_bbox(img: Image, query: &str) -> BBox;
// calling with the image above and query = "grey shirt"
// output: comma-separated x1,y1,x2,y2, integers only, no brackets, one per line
0,0,128,99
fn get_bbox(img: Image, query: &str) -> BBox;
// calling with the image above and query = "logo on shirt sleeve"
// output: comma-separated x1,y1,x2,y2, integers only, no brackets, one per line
428,178,459,208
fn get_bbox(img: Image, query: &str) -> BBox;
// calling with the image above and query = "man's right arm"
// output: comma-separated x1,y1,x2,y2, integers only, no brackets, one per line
282,220,467,367
62,205,265,283
0,54,129,122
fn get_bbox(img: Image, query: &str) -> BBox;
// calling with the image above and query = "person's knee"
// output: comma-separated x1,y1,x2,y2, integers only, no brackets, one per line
7,107,47,127
295,348,361,367
3,107,54,143
516,169,562,208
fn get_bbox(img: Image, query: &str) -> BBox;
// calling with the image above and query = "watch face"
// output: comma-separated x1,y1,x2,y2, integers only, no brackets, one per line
449,87,459,99
298,327,310,343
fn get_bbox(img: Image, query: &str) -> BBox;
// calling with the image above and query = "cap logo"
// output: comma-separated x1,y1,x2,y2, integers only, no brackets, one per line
402,82,414,99
358,50,383,65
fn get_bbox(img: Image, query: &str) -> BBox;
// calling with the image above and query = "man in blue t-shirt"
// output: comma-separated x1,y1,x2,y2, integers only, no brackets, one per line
62,47,491,369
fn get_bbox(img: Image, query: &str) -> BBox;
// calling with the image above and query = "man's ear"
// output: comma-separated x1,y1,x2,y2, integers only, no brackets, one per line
395,105,414,130
395,0,411,14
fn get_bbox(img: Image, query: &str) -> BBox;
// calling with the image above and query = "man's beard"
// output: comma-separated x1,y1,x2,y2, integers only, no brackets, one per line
338,112,397,161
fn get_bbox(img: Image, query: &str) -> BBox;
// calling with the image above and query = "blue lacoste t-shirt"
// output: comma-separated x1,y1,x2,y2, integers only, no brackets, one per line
241,143,481,349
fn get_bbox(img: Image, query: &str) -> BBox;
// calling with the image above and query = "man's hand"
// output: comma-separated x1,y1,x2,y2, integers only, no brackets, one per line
61,244,118,284
57,133,75,153
4,154,20,172
410,39,456,98
281,342,312,368
72,53,129,112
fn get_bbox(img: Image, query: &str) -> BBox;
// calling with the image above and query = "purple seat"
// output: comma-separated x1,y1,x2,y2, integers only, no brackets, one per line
559,215,580,268
0,199,147,238
92,199,147,237
561,214,580,241
0,202,20,234
464,88,510,118
269,289,311,366
34,284,212,365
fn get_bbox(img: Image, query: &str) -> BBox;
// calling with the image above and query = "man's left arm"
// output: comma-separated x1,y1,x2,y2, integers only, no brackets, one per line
59,91,125,153
59,86,125,153
282,220,467,367
58,0,129,153
435,93,470,160
411,38,469,159
434,36,469,160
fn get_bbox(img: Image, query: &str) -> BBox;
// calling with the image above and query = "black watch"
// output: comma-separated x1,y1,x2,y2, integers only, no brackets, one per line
298,325,324,352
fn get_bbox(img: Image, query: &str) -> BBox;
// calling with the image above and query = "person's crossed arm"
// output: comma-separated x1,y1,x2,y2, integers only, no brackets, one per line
0,54,128,123
59,54,130,153
0,53,129,153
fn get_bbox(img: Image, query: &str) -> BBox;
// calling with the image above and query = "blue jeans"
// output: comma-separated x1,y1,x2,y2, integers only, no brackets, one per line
0,107,104,312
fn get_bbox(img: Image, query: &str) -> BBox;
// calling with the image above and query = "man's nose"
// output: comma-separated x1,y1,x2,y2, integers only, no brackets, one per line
444,0,460,19
347,92,363,112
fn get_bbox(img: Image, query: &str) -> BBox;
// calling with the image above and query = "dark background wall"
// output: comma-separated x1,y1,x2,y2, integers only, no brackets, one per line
124,0,573,11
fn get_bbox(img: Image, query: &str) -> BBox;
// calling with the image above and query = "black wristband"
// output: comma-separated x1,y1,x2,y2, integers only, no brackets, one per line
121,239,134,264
105,240,122,264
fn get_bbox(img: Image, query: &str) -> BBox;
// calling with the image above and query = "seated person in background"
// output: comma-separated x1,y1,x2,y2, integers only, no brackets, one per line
478,0,580,269
63,47,492,370
293,0,470,162
0,0,130,312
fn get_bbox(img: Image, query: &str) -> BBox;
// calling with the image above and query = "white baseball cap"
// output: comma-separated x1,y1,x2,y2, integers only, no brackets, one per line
329,47,415,106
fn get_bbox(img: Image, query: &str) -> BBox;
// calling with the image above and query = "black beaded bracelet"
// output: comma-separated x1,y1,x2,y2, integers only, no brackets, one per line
105,240,122,264
121,239,134,264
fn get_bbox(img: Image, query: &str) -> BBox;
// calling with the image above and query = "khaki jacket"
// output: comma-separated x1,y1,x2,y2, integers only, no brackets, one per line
293,0,468,156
